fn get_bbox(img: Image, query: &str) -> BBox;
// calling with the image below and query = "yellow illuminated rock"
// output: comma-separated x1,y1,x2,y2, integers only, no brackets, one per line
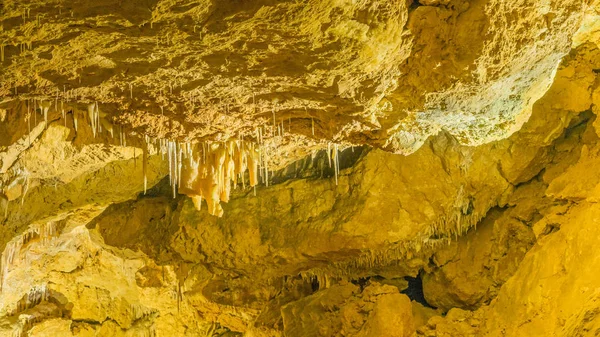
0,0,599,336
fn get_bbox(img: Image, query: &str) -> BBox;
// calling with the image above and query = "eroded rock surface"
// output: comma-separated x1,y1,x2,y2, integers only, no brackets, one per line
1,0,600,336
0,0,589,157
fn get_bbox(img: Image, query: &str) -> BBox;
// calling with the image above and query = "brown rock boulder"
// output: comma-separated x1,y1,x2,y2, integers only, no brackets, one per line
281,282,414,337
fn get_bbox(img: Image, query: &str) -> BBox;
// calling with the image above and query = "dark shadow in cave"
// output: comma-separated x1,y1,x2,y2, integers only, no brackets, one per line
270,146,368,185
402,275,436,309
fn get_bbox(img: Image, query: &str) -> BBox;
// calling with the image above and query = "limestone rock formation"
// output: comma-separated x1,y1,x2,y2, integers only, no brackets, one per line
281,283,415,337
421,207,536,311
1,0,600,336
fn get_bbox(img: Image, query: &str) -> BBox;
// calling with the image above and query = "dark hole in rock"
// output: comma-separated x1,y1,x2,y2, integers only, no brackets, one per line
402,275,436,309
310,277,320,292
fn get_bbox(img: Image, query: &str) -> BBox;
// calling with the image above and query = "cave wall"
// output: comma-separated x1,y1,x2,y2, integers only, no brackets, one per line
1,0,600,336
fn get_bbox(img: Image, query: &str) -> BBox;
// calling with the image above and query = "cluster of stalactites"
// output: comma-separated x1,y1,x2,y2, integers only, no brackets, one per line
18,97,115,140
8,283,50,316
87,102,114,138
176,141,260,217
8,284,52,337
0,222,58,292
149,139,344,217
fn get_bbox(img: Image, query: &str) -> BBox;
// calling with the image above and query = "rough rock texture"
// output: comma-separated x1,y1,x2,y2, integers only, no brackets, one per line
422,207,536,311
1,0,600,336
281,283,414,337
0,0,589,158
417,20,600,337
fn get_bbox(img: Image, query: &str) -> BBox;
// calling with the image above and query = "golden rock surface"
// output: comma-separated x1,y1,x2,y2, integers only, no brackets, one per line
0,0,600,336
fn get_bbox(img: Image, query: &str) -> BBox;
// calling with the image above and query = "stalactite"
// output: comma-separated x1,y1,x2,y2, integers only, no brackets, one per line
8,283,50,318
300,270,332,290
60,101,66,126
87,103,97,137
179,141,260,217
262,146,269,187
33,100,37,125
333,144,339,185
256,127,262,144
143,135,148,195
1,222,58,291
177,142,183,189
168,140,176,198
272,104,276,133
40,101,50,129
73,111,78,132
97,103,103,134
